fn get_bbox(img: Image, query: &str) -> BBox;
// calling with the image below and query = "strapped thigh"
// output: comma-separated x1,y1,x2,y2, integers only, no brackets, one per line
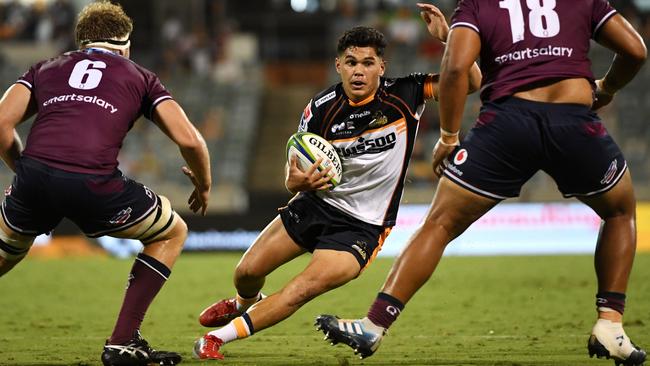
0,217,35,260
109,195,178,245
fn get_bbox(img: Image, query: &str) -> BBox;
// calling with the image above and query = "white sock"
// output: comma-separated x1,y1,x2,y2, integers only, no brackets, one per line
361,317,386,334
208,316,251,344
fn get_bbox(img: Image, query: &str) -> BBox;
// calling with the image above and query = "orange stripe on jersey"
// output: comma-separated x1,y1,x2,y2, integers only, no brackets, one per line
233,317,250,338
424,74,437,100
361,227,393,272
330,118,406,143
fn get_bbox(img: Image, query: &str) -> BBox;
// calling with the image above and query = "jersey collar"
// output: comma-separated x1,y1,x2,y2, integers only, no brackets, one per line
345,77,385,107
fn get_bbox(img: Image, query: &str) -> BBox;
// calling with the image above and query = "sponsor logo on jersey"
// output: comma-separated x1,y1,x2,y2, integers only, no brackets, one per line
299,101,313,131
600,159,618,185
368,111,388,128
4,184,12,196
331,122,346,133
110,207,132,225
494,45,574,64
384,79,396,88
453,149,468,165
336,132,397,158
331,121,356,135
315,90,336,107
43,93,118,114
349,110,370,119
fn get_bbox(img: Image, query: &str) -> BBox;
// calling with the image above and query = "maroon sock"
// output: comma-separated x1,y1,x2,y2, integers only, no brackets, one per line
596,291,626,314
109,253,171,344
367,292,405,329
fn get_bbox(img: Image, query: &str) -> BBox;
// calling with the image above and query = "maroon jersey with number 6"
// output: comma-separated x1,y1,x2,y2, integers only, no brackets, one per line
450,0,617,101
16,48,172,174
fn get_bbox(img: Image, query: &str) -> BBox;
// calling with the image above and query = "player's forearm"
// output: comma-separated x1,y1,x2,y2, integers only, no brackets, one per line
0,130,23,172
467,63,482,94
596,15,647,94
179,138,212,190
602,51,646,94
438,67,469,143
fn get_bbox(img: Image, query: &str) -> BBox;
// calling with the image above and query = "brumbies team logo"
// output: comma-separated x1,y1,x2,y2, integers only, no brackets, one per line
351,240,368,261
368,111,388,128
453,149,468,165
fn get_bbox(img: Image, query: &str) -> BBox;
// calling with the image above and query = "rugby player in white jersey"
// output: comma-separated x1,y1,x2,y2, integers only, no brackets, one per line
193,5,481,360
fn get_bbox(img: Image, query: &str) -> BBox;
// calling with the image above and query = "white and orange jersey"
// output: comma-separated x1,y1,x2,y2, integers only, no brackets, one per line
297,74,436,226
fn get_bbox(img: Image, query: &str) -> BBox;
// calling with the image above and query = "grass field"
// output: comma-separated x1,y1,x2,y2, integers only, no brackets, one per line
0,252,648,366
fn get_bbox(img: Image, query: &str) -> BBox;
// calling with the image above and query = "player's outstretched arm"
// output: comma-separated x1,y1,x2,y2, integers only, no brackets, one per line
417,3,482,97
593,14,647,110
0,84,35,172
153,99,212,215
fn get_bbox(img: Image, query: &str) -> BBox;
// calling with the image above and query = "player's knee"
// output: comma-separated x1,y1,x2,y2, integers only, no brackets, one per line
175,216,188,238
234,260,265,283
591,171,637,218
134,195,183,245
423,208,466,240
166,217,188,247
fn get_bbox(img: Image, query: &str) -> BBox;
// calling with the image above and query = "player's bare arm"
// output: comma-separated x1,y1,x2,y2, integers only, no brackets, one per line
0,84,36,172
593,14,647,110
153,99,212,215
433,26,480,177
285,155,332,194
417,3,482,97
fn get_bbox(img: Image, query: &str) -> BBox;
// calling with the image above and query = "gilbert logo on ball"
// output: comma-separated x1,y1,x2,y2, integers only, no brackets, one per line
286,132,343,187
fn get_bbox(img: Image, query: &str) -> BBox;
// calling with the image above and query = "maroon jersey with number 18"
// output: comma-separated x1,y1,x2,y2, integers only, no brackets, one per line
451,0,617,102
16,48,172,175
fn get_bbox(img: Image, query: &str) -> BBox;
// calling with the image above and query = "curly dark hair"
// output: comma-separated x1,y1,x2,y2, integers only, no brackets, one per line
337,26,387,57
75,1,133,47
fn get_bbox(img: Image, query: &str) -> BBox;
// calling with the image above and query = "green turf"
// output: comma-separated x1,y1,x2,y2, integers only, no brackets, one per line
0,252,648,365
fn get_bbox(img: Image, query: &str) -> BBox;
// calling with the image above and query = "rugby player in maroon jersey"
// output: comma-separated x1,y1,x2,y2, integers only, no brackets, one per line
316,2,646,365
0,2,211,365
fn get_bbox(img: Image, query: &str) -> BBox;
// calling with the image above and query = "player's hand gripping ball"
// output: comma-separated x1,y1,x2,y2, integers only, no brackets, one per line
286,132,343,187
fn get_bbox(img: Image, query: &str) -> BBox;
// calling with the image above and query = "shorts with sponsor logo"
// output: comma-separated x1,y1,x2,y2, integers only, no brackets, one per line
1,157,159,237
443,97,626,200
279,192,391,269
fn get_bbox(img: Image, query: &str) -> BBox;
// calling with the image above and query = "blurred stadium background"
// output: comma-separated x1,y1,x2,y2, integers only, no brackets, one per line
0,0,649,256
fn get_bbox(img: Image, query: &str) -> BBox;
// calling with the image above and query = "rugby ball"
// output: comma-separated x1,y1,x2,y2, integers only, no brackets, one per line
286,132,343,187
